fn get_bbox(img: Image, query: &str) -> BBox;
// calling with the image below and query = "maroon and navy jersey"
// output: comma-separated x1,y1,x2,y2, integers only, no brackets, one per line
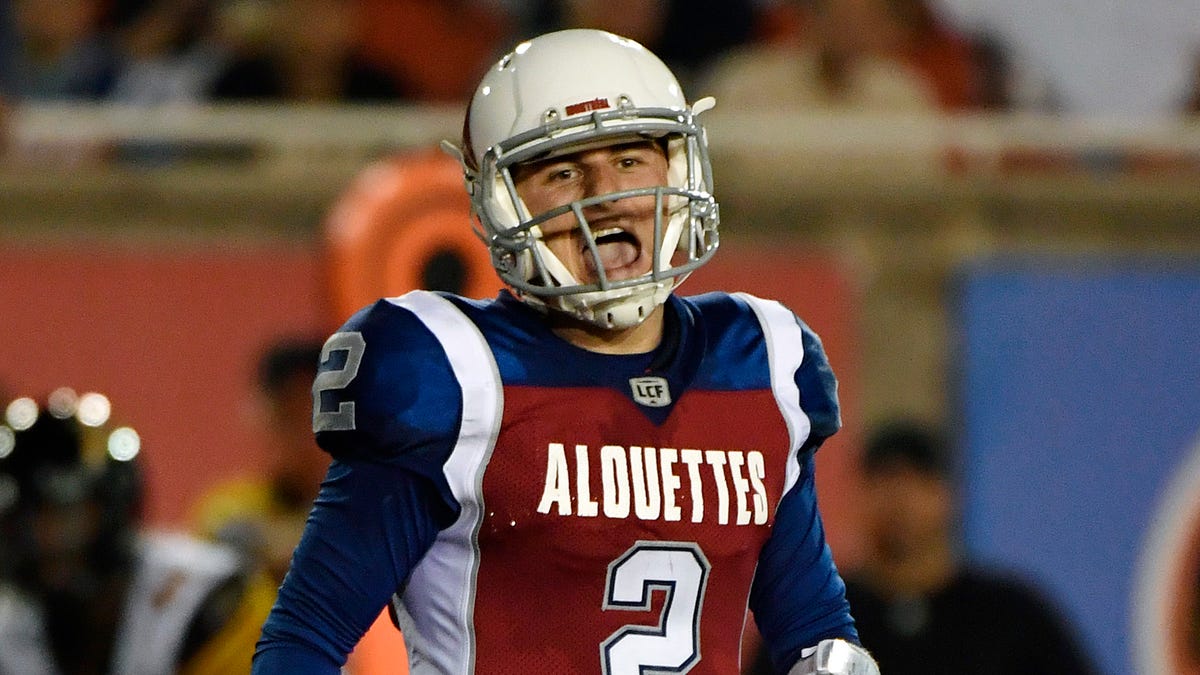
254,290,856,675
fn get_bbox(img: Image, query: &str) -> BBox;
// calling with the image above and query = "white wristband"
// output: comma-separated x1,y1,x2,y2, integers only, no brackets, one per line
786,638,881,675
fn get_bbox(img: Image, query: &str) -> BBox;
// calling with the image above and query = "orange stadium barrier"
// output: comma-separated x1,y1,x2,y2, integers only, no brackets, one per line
323,146,504,328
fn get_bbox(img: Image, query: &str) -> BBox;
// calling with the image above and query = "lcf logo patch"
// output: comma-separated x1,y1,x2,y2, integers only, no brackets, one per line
629,376,671,407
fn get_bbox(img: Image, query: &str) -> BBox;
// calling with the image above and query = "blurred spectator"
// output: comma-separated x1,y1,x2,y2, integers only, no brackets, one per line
932,0,1191,116
351,0,512,104
650,0,760,87
209,0,400,101
0,1,15,154
698,0,939,113
0,388,269,673
749,419,1099,674
965,30,1019,111
191,337,329,582
886,0,985,110
531,0,761,96
8,0,120,100
106,0,228,104
935,16,1060,112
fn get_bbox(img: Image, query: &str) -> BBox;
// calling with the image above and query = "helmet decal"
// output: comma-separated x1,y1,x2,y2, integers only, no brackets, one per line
564,98,612,116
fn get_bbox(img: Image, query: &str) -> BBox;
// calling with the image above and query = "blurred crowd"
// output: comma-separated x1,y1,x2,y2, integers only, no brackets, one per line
0,0,1133,115
4,0,1200,133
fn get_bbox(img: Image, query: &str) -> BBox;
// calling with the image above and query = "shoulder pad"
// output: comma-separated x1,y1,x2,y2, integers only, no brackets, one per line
313,296,463,469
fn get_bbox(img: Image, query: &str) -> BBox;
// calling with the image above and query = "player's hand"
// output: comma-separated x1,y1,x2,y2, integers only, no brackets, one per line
787,638,881,675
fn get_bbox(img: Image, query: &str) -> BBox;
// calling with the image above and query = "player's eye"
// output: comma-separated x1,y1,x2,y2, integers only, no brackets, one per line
613,145,662,170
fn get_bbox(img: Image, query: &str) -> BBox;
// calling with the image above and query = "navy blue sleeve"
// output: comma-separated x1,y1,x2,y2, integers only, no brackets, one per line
795,316,841,453
252,458,447,673
748,314,854,673
749,453,858,673
254,298,465,672
312,299,464,516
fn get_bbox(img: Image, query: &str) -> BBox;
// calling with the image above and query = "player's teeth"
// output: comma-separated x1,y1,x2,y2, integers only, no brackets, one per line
593,228,622,239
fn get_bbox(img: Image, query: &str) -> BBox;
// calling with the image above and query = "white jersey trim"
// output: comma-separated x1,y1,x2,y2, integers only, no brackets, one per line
390,291,504,675
734,293,812,501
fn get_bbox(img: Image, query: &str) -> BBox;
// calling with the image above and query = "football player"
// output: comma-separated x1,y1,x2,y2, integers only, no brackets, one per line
0,388,271,674
253,29,878,675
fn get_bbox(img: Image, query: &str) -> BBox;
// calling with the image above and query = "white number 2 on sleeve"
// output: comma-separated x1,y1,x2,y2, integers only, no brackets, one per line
601,542,711,674
312,331,366,432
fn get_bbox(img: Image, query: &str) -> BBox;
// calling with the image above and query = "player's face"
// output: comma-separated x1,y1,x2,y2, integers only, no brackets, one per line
512,140,670,285
863,465,953,564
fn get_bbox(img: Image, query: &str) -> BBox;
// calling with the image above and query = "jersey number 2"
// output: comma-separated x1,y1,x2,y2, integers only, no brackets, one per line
312,331,365,432
601,542,711,674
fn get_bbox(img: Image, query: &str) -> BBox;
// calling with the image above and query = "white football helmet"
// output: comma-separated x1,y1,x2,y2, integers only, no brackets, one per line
448,28,720,329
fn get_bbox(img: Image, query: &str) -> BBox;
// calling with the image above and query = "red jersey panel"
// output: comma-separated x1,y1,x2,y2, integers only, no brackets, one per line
472,386,791,673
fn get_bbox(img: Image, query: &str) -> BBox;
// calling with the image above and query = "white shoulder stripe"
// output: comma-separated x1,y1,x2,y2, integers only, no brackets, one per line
733,292,812,500
388,291,503,675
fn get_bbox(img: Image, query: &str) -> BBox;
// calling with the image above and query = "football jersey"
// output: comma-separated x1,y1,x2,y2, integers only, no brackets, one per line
0,532,244,675
254,290,856,675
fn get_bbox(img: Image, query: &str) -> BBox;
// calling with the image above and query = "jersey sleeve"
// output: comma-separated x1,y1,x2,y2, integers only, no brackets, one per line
312,298,465,514
732,294,855,671
793,314,841,456
253,298,467,673
253,460,444,673
723,291,841,461
749,453,858,673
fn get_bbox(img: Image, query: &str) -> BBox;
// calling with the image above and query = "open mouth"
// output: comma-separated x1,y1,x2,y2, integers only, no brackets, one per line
584,227,643,280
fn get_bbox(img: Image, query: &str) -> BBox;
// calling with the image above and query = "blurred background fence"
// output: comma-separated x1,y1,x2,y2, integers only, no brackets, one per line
6,104,1200,423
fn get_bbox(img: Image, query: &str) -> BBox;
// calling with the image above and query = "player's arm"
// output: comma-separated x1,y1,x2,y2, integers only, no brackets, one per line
252,300,463,673
252,459,450,673
751,317,878,673
750,451,863,671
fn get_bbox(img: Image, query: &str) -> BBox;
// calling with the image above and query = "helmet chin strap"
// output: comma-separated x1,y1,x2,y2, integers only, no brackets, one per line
517,236,671,329
554,280,674,329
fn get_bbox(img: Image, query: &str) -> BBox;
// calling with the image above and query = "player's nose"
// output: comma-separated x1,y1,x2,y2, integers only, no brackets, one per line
583,164,620,198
